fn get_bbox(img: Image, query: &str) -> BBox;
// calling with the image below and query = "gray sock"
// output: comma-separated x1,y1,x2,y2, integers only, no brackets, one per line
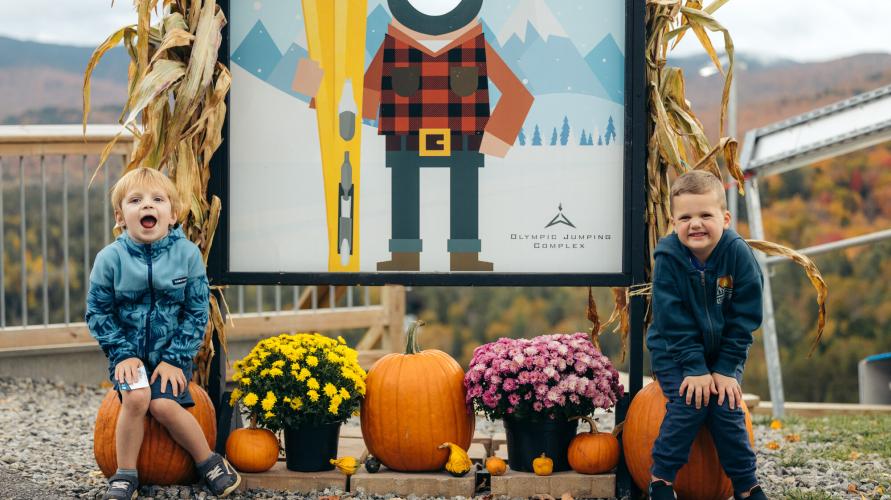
114,468,138,483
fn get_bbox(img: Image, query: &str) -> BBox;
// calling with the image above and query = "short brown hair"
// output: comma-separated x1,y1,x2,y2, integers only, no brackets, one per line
111,167,181,217
670,170,726,211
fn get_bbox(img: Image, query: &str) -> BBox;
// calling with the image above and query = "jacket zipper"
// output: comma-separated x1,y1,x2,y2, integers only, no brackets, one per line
700,270,716,352
144,244,155,360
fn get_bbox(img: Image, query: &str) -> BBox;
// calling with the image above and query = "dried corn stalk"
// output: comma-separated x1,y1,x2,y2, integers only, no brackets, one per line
83,0,231,387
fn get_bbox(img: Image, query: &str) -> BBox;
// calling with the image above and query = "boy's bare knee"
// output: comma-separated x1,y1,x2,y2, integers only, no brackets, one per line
120,388,150,414
149,398,181,423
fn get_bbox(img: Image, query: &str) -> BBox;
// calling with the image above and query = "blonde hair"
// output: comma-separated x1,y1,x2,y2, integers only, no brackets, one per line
670,170,727,211
111,167,181,217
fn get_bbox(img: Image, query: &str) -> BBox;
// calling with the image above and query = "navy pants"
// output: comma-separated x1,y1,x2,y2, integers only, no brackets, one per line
650,365,757,495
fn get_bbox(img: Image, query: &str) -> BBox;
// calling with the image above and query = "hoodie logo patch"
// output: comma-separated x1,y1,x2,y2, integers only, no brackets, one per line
716,275,733,304
172,277,188,286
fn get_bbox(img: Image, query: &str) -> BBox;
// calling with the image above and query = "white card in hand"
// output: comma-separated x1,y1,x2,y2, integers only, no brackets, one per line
120,365,149,391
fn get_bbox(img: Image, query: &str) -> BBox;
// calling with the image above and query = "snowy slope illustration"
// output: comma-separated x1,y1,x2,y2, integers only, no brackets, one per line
497,0,567,45
266,42,311,100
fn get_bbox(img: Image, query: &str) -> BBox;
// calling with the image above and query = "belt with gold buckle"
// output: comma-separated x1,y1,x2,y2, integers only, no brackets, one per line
419,128,451,157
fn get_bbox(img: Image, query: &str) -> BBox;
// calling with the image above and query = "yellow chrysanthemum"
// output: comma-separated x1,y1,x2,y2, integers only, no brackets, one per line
229,388,242,406
298,368,311,381
337,336,346,344
307,378,320,390
290,397,303,410
323,383,338,398
307,390,320,402
272,359,285,368
264,411,275,419
306,356,319,367
261,391,277,411
339,387,351,400
269,367,283,377
240,377,251,385
243,392,259,407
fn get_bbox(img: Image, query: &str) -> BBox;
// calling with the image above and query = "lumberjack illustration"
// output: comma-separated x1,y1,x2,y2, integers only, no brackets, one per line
296,0,533,272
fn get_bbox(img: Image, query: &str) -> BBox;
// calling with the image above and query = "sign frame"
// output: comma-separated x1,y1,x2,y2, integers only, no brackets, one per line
208,0,648,287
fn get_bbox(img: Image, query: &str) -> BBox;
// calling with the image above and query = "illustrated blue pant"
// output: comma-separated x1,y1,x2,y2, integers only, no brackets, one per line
385,135,484,254
650,365,758,495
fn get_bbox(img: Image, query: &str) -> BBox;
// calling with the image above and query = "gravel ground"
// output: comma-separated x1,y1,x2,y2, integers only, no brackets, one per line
1,376,889,499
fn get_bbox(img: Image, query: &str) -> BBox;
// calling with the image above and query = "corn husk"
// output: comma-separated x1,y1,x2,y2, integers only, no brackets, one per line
84,0,231,386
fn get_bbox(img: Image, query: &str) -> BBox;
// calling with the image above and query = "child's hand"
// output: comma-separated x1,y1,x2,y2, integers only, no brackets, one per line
679,374,717,409
150,361,186,397
115,357,143,386
711,372,743,410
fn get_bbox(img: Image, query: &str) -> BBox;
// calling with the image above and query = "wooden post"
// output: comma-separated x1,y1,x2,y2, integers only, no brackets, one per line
380,285,405,352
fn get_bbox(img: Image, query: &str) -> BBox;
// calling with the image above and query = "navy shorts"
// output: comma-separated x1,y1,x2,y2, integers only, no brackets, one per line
114,368,195,408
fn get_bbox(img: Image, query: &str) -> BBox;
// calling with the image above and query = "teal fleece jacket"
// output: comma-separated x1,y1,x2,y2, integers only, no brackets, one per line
646,229,764,378
85,227,209,379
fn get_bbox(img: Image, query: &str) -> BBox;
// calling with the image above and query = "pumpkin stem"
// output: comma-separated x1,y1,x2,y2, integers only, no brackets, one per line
570,415,599,433
250,415,258,429
404,320,425,354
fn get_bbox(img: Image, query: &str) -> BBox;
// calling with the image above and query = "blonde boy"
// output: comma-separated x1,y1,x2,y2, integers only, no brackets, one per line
86,168,240,499
646,170,767,499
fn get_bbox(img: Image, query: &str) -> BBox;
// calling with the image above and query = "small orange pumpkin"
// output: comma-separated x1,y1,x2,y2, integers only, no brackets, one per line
94,382,216,485
568,416,620,474
485,456,507,476
225,422,280,473
532,453,553,476
623,382,754,500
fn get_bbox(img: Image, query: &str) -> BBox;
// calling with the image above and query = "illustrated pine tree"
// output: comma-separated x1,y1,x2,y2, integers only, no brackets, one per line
550,127,558,146
598,135,603,146
560,116,570,146
605,115,617,145
579,130,588,146
532,124,542,146
518,127,526,146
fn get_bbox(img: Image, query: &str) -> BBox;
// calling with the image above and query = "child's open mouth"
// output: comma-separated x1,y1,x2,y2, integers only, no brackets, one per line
140,216,157,229
689,232,708,238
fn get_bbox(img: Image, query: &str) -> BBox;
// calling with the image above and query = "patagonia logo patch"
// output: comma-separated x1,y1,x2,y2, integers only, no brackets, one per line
716,275,733,304
172,276,188,285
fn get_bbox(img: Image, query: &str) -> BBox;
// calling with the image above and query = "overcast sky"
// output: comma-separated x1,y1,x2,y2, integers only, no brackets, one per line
0,0,888,63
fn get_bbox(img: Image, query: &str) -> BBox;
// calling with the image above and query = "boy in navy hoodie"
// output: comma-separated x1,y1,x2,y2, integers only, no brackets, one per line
86,168,240,499
646,170,767,499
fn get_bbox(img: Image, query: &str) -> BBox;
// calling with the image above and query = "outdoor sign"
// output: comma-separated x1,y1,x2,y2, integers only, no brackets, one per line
210,0,646,286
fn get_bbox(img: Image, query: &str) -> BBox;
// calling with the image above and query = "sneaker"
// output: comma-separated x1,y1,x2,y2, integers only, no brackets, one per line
736,485,769,500
198,453,241,498
102,474,138,500
649,480,677,500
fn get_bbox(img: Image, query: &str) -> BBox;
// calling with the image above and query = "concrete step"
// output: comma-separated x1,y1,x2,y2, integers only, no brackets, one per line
491,470,616,498
237,461,345,492
350,466,477,497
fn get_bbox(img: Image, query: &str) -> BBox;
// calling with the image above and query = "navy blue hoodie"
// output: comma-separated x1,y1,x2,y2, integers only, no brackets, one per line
646,229,764,378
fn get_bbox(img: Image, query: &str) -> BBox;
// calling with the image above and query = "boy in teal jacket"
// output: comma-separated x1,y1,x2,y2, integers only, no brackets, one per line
646,170,768,499
86,168,239,499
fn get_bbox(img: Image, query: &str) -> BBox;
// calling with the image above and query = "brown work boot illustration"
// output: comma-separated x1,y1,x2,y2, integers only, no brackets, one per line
377,252,420,271
450,252,493,272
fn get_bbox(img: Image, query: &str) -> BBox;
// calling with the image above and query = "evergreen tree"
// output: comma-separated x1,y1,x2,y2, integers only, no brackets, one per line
518,127,526,146
598,135,603,146
586,134,594,146
560,116,570,145
550,127,558,146
579,129,587,146
532,125,542,146
604,115,617,145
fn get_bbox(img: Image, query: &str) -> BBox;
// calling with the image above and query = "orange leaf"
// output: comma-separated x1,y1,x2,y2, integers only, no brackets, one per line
769,419,783,430
765,441,780,450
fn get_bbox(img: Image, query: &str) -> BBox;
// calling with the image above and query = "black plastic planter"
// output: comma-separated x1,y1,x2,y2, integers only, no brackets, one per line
283,421,341,472
503,416,578,472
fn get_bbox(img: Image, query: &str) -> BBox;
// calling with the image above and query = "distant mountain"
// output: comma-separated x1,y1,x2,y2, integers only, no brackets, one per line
266,43,311,100
498,0,567,45
668,52,891,142
517,25,610,98
585,34,624,104
0,36,128,123
231,20,281,81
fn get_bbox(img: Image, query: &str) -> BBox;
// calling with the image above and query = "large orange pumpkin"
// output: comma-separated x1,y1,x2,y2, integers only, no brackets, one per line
568,416,620,474
226,425,280,473
94,382,217,485
623,382,754,500
360,321,474,471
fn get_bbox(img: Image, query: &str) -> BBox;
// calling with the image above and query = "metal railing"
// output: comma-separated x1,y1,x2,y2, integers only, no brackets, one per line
0,125,380,332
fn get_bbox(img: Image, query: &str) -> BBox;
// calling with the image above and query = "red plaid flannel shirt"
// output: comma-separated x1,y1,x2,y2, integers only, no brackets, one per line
364,23,533,145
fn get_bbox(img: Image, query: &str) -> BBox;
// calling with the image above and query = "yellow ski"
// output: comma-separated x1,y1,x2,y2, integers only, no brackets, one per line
302,0,366,272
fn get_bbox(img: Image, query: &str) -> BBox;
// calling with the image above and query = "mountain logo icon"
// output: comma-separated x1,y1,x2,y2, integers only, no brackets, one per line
545,203,576,229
